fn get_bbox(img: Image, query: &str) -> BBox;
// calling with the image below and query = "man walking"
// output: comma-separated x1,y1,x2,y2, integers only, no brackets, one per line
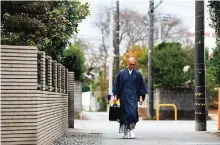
113,57,147,139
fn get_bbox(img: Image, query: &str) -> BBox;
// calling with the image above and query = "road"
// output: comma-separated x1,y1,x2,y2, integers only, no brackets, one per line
74,111,220,145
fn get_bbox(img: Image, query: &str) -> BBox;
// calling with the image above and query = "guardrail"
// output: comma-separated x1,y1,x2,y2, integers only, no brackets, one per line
156,104,177,120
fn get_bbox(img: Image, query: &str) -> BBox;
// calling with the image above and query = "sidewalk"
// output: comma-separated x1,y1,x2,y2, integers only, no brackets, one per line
75,112,220,145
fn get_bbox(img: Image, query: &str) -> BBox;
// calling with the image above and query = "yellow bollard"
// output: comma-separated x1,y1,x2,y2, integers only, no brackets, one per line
156,104,177,121
218,88,220,130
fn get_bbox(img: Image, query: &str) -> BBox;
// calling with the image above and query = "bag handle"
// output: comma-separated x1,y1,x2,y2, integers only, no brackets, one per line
113,103,117,107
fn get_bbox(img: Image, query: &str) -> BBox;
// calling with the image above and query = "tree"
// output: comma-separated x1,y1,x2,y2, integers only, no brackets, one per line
120,42,195,88
152,42,192,88
208,1,220,38
121,44,147,70
182,46,195,87
132,42,194,89
94,6,188,51
156,15,188,42
1,1,90,60
205,48,219,102
71,38,104,75
120,44,148,83
94,6,188,84
62,43,85,81
210,43,220,85
119,9,149,46
1,1,53,44
94,7,145,49
209,1,220,85
96,70,109,110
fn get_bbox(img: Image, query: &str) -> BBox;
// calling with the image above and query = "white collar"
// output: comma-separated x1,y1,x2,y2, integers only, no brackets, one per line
127,67,133,71
128,68,133,74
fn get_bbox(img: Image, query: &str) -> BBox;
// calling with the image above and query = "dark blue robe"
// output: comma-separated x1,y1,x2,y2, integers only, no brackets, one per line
113,68,147,126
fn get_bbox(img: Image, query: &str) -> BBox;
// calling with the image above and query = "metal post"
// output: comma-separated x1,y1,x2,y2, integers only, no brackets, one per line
115,0,120,74
195,0,206,131
108,0,114,97
147,0,154,119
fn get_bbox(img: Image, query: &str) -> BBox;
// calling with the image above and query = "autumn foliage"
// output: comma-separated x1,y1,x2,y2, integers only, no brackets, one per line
121,45,147,70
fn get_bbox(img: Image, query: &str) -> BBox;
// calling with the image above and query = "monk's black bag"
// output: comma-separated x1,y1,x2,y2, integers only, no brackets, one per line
109,103,120,121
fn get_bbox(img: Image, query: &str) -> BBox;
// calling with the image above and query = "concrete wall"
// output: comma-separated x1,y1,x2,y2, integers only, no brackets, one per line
36,91,68,145
1,46,38,144
154,88,194,111
74,81,82,119
154,88,195,120
68,72,75,128
1,45,73,145
82,92,90,111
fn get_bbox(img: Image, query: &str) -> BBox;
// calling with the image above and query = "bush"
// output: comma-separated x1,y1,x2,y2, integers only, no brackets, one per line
62,43,85,81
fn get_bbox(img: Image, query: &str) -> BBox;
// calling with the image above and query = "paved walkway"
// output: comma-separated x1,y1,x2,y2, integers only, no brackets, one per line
74,112,220,145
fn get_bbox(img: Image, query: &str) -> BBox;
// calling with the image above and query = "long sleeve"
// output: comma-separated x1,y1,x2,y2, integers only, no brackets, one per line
137,71,147,101
113,72,121,99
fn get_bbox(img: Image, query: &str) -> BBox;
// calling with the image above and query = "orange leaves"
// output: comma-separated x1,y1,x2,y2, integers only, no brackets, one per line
121,45,145,69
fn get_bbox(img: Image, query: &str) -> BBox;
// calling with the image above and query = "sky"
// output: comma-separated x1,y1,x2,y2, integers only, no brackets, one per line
77,0,216,49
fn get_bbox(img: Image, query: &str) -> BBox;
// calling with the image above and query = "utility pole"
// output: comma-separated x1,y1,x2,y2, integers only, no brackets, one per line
108,0,114,98
195,0,206,131
147,0,154,119
115,0,120,74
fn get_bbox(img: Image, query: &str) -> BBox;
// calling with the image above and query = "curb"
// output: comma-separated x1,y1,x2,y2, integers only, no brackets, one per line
67,128,102,134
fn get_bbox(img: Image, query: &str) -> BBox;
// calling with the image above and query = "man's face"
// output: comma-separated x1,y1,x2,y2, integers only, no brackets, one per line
128,60,136,70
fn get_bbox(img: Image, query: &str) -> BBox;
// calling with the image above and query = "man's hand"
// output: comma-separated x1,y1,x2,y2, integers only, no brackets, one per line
139,96,143,105
113,96,117,103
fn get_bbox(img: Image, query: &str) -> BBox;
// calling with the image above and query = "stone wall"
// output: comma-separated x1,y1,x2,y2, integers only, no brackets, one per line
1,45,74,145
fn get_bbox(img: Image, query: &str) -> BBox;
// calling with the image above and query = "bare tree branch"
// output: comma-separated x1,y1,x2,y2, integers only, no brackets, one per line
94,6,189,53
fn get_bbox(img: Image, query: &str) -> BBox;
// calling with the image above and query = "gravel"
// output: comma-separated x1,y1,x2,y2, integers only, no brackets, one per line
53,132,102,145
